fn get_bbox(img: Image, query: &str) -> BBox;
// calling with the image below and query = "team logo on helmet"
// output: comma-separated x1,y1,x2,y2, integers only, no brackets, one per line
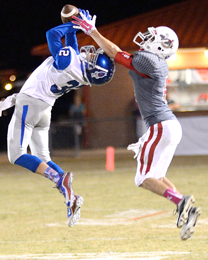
160,34,174,49
91,71,108,79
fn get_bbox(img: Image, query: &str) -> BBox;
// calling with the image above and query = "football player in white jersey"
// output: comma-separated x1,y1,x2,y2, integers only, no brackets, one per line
72,11,201,239
2,10,115,227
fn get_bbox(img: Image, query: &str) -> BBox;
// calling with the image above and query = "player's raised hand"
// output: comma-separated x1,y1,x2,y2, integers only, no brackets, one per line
72,10,97,35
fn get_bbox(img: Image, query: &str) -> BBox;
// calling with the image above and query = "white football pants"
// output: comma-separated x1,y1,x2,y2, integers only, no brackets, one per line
134,120,182,186
7,93,52,164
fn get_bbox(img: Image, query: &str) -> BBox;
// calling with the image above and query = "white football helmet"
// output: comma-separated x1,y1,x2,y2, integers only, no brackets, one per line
133,26,179,59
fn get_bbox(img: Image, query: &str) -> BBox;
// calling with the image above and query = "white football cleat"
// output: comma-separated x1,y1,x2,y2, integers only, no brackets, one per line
175,195,195,228
181,207,201,240
68,194,84,227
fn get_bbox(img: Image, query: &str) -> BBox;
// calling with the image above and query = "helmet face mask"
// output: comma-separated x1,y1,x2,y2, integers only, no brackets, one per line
80,45,115,86
133,26,179,59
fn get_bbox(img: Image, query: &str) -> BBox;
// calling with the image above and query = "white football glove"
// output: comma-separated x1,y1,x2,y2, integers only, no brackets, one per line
72,11,97,35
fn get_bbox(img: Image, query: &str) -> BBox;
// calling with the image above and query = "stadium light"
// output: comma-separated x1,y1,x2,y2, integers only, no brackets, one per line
204,49,208,58
4,83,13,91
9,75,16,82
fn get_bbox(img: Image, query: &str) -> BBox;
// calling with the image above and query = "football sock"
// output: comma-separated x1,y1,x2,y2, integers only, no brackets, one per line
47,160,64,175
164,188,183,205
43,166,61,184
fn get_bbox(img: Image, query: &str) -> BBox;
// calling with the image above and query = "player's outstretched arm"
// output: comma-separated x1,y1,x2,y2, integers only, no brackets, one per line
90,29,122,59
46,23,79,58
72,11,122,59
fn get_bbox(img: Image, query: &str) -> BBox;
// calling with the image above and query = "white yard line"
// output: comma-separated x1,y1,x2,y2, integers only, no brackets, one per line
0,251,190,260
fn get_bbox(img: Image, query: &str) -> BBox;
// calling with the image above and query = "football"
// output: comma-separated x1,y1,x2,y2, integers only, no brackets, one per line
61,4,79,23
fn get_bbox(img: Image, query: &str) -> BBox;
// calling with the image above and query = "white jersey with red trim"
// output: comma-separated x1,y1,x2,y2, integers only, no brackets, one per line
115,50,176,128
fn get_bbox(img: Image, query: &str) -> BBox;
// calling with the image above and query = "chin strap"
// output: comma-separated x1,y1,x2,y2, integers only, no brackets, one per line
80,59,92,87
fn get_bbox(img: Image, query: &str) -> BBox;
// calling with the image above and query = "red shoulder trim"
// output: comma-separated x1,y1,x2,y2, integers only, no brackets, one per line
115,51,149,78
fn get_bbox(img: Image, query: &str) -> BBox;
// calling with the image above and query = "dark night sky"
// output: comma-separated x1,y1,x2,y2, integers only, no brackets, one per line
0,0,185,72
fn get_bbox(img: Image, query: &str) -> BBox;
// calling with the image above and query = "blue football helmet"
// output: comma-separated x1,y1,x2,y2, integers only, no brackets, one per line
80,45,115,86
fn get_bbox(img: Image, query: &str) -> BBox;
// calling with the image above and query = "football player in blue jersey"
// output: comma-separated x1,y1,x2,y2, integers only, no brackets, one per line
72,10,201,239
0,10,115,227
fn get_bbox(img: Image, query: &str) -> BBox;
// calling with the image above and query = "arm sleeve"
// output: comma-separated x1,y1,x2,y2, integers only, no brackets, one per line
115,51,149,78
65,32,79,55
115,51,134,69
46,23,79,59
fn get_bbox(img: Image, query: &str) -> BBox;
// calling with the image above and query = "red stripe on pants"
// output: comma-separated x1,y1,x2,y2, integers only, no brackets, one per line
145,122,163,174
140,125,154,173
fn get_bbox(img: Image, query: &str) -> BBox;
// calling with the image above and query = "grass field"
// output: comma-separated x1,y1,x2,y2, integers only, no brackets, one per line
0,149,208,260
